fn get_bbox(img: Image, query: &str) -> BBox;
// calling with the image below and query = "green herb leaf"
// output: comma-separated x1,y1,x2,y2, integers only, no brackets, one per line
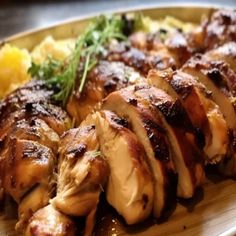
28,14,127,105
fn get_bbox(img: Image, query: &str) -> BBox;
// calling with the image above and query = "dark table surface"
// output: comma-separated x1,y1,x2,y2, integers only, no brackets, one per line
1,0,236,40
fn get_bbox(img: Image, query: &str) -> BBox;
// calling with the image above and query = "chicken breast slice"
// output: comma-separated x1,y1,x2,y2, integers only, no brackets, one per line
52,124,109,217
148,69,229,163
93,110,154,224
66,60,142,124
102,88,176,218
132,84,205,198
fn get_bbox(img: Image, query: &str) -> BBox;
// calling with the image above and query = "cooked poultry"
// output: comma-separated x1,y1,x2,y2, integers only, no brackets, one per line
26,205,77,236
206,42,236,74
2,8,236,236
27,119,109,236
66,60,143,124
0,80,71,231
131,84,205,198
102,88,176,218
94,110,154,224
148,69,229,164
107,41,179,75
188,9,236,51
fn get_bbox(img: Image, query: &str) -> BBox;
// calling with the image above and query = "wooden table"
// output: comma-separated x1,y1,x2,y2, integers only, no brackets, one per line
1,0,236,40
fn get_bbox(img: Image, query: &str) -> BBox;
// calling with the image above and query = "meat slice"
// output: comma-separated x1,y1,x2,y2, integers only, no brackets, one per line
66,60,142,124
102,88,176,218
131,84,205,198
0,138,56,229
148,69,229,163
93,110,153,224
188,9,236,51
206,42,236,74
52,124,109,218
107,42,178,75
183,55,236,131
26,205,76,236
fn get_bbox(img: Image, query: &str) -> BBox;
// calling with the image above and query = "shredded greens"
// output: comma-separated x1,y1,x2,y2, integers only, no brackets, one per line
28,15,126,105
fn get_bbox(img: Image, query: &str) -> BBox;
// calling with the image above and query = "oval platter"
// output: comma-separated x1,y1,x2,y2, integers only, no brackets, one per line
1,4,236,236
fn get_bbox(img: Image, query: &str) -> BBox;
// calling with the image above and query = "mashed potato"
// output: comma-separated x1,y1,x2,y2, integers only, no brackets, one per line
31,36,75,64
0,44,31,98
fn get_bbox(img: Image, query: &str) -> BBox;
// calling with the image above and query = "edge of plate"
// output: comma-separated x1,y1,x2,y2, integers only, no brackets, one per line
0,3,232,48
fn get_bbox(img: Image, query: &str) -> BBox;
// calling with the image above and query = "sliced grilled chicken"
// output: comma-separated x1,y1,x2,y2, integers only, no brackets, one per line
93,110,154,224
66,60,142,124
0,80,71,231
0,138,56,229
26,205,77,236
188,9,236,51
51,124,109,217
102,88,176,218
131,84,205,198
183,55,236,131
148,69,229,163
107,41,178,75
183,54,236,176
206,42,236,74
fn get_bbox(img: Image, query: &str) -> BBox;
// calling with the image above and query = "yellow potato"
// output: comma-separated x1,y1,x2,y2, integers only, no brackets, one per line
0,44,31,98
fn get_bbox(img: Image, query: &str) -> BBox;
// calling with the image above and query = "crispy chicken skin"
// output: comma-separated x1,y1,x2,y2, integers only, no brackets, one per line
130,31,191,67
102,88,176,218
132,84,205,198
94,110,154,224
188,9,236,51
66,60,142,124
107,42,179,75
0,80,71,231
148,69,229,163
206,42,236,74
26,205,77,236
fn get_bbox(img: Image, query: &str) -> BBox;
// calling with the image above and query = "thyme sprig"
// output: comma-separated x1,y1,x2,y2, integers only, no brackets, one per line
29,15,126,105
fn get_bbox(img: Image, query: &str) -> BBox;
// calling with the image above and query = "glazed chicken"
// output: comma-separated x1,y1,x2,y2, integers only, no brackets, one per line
102,87,176,218
148,69,229,163
27,119,109,236
1,8,236,236
188,9,236,51
0,80,71,231
66,60,143,124
93,110,154,224
132,84,205,198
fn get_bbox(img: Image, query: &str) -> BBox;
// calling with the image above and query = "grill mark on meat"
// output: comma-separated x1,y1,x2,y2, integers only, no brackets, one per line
127,98,138,106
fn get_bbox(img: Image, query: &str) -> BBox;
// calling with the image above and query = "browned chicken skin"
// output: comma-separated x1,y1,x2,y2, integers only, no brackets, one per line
0,80,71,231
66,60,143,124
102,88,176,218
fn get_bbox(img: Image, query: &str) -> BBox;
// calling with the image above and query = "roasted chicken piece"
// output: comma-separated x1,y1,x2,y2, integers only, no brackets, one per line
26,205,77,236
102,88,176,218
206,42,236,75
52,123,109,218
183,55,236,132
107,41,178,75
0,138,56,229
0,80,71,231
93,110,154,224
27,121,109,236
188,9,236,51
148,69,229,163
183,54,236,176
66,60,142,124
131,84,205,198
130,31,191,67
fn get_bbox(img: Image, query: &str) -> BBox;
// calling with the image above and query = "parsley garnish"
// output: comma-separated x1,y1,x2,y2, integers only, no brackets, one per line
28,15,126,105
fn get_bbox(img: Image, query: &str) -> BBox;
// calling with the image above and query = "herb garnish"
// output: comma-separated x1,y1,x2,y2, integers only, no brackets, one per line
28,15,126,105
